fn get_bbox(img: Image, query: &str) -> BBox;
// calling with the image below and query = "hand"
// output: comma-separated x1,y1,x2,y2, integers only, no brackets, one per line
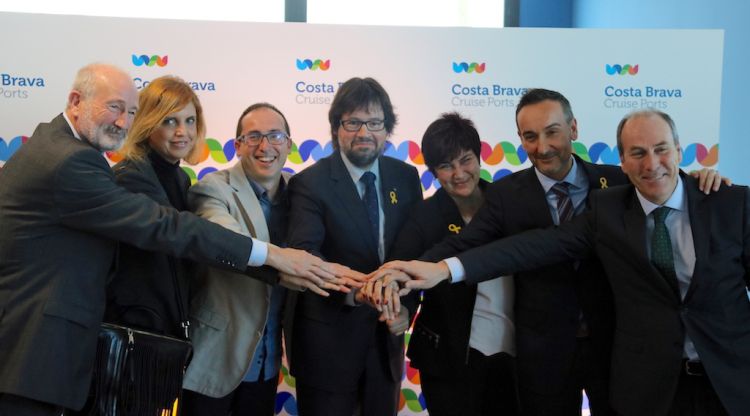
691,168,731,194
386,306,410,336
278,272,337,297
357,278,402,321
266,246,354,292
327,263,367,289
377,260,452,291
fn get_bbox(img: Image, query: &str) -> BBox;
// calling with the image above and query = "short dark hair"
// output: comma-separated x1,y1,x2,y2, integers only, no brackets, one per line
515,88,574,127
328,77,396,148
616,109,679,156
235,102,291,138
421,112,482,174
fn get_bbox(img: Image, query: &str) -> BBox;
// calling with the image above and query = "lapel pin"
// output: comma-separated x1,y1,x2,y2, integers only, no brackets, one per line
448,224,461,234
389,190,398,204
599,177,609,189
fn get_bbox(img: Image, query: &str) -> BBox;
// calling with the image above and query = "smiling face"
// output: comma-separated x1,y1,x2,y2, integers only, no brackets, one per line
337,103,388,168
68,67,138,152
235,107,291,190
147,102,197,164
516,99,578,181
434,149,481,200
619,113,682,205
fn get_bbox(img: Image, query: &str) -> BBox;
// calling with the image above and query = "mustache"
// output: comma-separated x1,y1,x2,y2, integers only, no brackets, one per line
103,124,126,138
352,137,376,145
532,150,560,159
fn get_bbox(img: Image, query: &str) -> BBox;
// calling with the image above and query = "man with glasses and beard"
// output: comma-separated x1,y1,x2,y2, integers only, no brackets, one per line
286,77,423,416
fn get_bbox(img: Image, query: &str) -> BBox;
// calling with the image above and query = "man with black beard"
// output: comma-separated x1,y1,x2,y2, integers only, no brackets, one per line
286,77,423,416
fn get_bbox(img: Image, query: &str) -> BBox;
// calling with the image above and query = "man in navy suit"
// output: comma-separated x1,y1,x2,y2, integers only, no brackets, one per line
287,77,423,416
386,110,746,416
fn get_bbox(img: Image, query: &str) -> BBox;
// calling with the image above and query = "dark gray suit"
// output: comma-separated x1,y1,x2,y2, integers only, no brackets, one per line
0,115,258,410
453,174,750,416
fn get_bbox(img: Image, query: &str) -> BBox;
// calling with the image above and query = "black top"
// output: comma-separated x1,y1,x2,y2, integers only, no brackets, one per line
104,147,193,338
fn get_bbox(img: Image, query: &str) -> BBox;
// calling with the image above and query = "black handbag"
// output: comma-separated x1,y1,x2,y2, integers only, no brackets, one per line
86,257,193,416
86,323,192,416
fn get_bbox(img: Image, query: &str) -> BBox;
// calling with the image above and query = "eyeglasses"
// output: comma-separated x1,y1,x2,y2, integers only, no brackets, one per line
340,119,385,132
236,131,289,145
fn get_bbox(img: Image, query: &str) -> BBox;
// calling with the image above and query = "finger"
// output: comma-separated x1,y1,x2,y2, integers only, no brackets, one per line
392,285,401,316
374,279,385,308
398,287,412,296
293,276,330,297
367,268,393,282
698,170,709,193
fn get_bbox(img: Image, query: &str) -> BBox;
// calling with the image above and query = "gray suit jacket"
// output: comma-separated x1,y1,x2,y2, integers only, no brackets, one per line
0,115,254,410
183,162,291,397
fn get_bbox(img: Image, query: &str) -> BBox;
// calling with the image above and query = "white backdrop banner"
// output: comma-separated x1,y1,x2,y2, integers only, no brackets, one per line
0,11,724,416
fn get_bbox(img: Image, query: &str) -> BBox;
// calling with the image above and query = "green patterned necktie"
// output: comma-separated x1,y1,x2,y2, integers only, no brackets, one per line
651,206,677,282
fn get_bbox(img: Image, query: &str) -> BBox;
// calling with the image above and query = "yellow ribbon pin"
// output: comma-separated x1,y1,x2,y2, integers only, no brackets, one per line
599,177,608,189
448,224,461,234
390,190,398,204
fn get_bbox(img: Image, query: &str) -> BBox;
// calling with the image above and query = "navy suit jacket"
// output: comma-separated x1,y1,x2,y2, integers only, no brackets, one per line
286,151,422,391
422,155,627,394
456,174,750,416
391,181,490,378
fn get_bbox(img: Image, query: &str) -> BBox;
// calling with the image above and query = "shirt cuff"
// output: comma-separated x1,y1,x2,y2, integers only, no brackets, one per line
444,257,466,283
248,239,268,267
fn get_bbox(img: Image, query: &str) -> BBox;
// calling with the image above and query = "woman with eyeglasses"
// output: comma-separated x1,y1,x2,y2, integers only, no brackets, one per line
102,75,206,415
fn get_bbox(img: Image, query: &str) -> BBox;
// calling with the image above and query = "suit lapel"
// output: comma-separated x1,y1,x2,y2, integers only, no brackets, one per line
683,175,709,303
330,153,379,255
624,190,681,301
228,162,269,241
516,168,555,227
579,156,616,201
379,157,402,254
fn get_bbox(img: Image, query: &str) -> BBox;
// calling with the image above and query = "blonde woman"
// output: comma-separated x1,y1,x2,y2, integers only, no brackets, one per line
102,75,205,415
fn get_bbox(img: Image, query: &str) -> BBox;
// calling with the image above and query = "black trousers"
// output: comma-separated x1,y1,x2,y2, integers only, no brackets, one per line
420,349,520,416
181,376,278,416
296,342,398,416
665,369,728,416
519,337,614,416
0,393,63,416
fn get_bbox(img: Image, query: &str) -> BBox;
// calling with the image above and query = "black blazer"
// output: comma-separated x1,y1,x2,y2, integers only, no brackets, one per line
423,155,627,394
0,115,255,410
456,174,750,416
104,155,193,338
391,181,490,378
286,151,422,391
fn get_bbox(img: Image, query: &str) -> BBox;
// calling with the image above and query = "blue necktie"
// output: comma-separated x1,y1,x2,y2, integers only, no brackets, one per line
360,171,379,246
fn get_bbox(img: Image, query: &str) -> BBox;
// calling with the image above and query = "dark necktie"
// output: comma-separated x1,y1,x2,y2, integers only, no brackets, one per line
552,182,588,335
651,206,678,285
550,182,574,223
360,171,379,245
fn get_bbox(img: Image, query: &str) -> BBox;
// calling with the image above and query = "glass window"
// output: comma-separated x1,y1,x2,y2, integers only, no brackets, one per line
0,0,284,22
308,0,504,28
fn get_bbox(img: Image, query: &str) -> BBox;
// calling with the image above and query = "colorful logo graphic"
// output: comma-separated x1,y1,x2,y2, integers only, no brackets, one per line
453,62,486,74
606,64,638,75
132,54,169,67
296,59,330,71
0,136,28,162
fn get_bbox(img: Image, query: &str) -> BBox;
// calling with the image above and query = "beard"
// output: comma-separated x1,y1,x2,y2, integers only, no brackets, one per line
79,109,127,152
343,137,383,168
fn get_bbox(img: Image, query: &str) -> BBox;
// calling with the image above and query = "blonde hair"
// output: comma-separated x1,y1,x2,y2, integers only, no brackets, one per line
119,75,206,164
